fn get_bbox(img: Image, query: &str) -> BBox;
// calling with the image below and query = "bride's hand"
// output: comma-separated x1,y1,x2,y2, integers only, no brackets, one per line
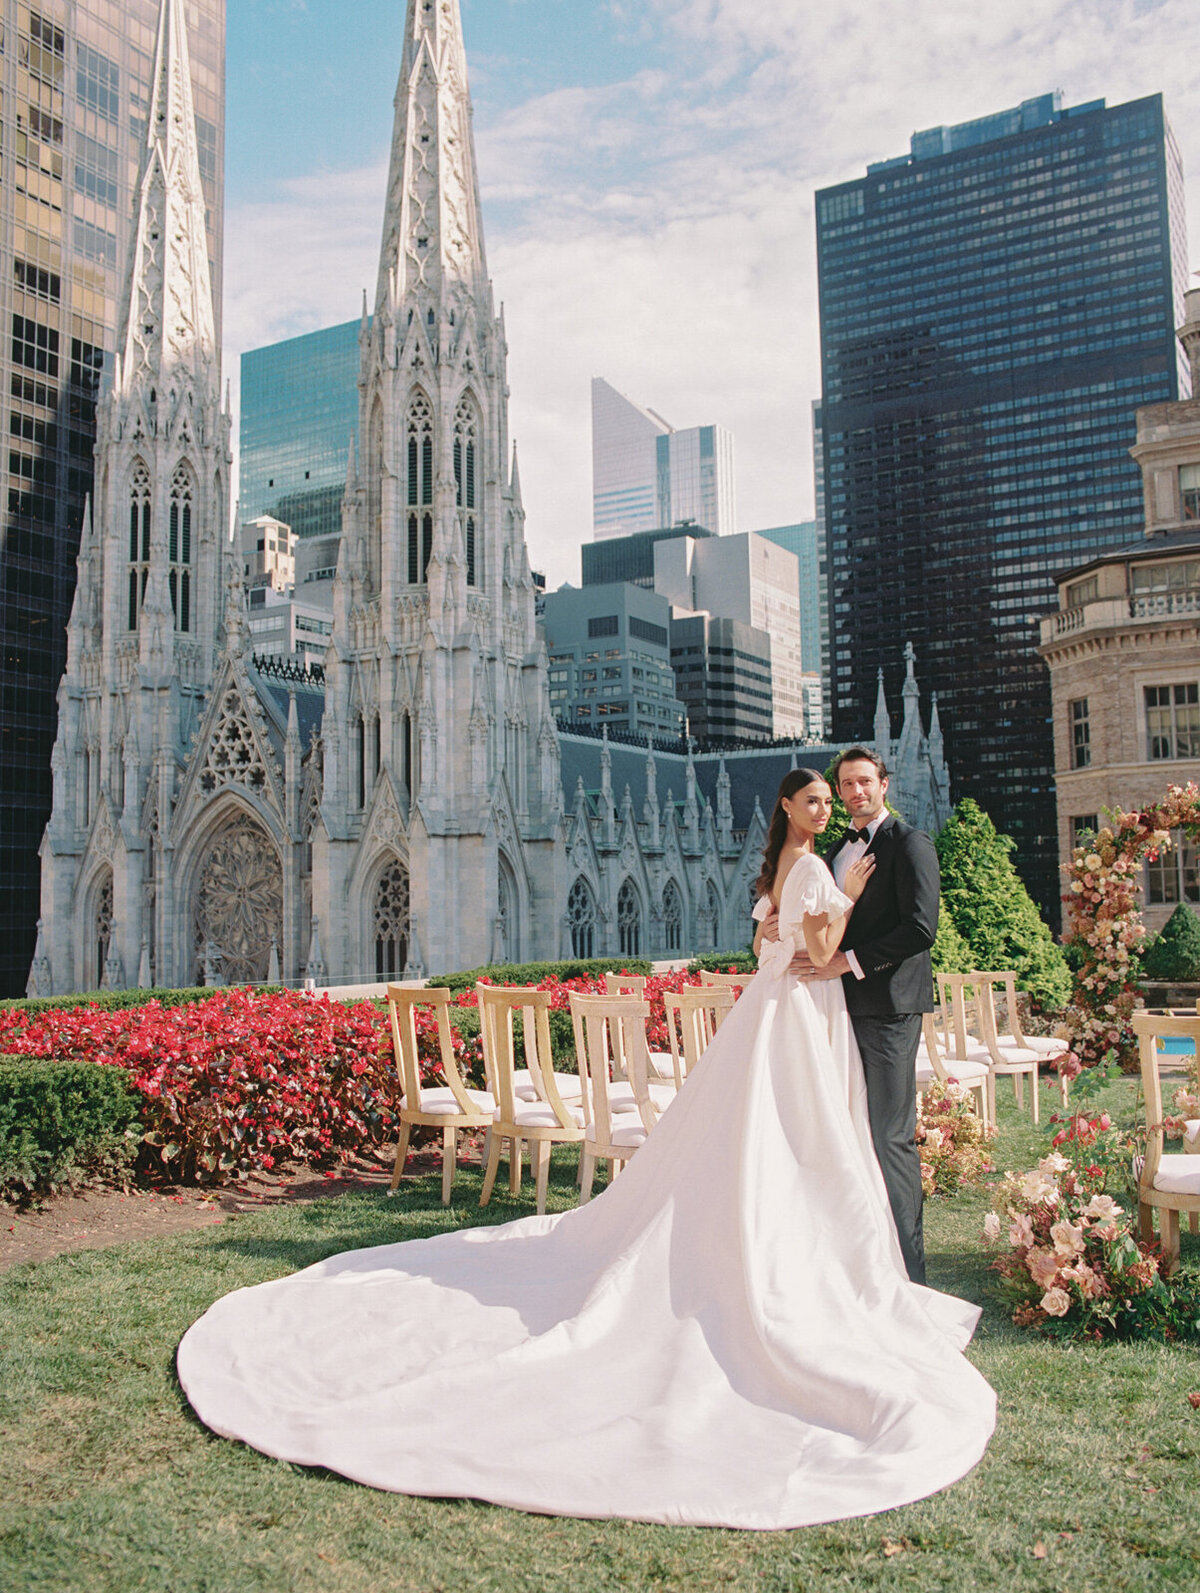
842,854,876,902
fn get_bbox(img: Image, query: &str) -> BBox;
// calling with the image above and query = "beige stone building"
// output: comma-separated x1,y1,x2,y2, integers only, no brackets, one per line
1039,288,1200,930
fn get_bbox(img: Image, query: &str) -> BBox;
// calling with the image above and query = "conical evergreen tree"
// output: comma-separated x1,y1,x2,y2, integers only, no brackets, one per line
931,898,973,975
1142,904,1200,981
935,798,1071,1007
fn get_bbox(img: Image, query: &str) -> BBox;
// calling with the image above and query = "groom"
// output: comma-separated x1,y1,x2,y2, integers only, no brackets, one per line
796,747,939,1285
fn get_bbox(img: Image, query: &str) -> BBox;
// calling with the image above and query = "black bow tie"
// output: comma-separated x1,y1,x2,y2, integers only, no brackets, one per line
846,830,871,846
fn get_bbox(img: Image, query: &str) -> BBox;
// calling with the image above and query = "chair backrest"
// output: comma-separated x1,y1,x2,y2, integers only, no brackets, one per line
476,983,576,1128
1132,1010,1200,1193
698,970,755,992
919,1012,952,1085
603,971,646,997
569,993,657,1139
935,972,979,1058
386,984,474,1111
663,986,735,1081
972,970,1024,1043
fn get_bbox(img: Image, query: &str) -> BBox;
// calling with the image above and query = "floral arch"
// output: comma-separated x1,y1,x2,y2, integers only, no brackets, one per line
1064,781,1199,1065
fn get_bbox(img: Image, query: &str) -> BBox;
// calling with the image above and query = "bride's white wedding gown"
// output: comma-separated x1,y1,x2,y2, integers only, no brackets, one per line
178,853,995,1530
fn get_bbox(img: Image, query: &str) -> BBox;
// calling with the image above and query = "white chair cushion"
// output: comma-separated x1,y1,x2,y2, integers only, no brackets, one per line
1015,1036,1068,1058
1152,1155,1200,1196
647,1050,675,1080
496,1101,585,1130
915,1058,935,1087
608,1081,675,1115
609,1122,650,1150
414,1086,494,1116
512,1068,583,1103
940,1058,991,1085
989,1046,1039,1068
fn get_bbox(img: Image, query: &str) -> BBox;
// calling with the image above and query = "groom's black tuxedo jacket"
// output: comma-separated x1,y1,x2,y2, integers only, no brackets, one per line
827,813,939,1017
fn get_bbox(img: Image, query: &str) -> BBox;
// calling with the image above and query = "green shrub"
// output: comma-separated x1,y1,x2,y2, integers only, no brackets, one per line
427,957,652,993
935,799,1071,1009
930,897,974,975
687,950,757,974
1141,905,1200,982
0,1055,140,1202
0,985,268,1017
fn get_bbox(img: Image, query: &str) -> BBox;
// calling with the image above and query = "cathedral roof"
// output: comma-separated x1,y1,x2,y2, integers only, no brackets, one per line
248,659,326,756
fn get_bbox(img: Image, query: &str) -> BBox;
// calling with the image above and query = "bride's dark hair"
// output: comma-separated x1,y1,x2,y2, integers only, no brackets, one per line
753,769,828,903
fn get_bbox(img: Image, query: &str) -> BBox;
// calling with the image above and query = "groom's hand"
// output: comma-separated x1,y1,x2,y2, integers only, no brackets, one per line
792,949,851,981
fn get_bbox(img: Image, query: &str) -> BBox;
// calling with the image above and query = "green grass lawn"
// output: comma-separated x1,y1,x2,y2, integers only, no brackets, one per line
2,1077,1198,1593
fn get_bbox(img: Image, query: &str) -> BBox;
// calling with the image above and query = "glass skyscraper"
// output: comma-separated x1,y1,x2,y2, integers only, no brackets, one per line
816,91,1187,913
239,319,363,541
756,522,821,675
0,0,224,995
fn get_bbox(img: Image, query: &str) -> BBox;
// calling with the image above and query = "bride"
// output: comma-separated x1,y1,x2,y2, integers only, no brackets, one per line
178,768,995,1531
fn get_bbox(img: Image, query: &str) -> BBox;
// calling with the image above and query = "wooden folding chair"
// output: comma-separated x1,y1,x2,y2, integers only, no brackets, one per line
1132,1011,1200,1275
570,993,663,1203
661,986,734,1086
477,984,584,1214
602,972,673,1082
973,969,1069,1064
386,985,495,1204
917,1010,990,1128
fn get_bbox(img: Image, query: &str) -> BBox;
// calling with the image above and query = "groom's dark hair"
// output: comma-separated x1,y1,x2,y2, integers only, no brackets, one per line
831,746,889,784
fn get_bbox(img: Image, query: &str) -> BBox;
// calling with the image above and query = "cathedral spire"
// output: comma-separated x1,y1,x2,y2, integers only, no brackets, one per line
376,0,488,316
117,0,216,399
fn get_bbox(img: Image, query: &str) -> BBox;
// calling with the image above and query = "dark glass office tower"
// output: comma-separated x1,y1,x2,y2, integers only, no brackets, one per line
0,0,225,995
240,321,363,541
816,92,1187,915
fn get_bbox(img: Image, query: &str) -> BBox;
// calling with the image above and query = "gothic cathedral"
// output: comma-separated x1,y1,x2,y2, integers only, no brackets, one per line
31,0,950,996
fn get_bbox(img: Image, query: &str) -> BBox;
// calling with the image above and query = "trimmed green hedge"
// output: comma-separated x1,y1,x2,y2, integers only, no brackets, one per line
427,958,653,993
0,1055,141,1201
0,986,278,1017
687,951,757,974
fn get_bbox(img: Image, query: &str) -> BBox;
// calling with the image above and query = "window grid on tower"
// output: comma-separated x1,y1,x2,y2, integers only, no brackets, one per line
127,460,151,629
405,392,433,583
168,463,193,633
454,396,478,587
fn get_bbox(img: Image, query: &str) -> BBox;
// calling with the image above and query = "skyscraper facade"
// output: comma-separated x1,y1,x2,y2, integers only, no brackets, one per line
756,521,822,675
239,319,362,541
655,423,736,538
0,0,224,995
816,91,1187,913
591,376,671,540
591,376,736,540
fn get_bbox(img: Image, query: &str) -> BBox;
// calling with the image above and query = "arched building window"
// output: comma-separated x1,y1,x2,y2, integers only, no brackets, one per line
454,396,478,587
168,464,193,632
127,462,151,629
495,855,518,964
374,860,410,980
567,876,596,959
617,878,642,957
95,873,113,986
405,393,433,584
662,879,683,954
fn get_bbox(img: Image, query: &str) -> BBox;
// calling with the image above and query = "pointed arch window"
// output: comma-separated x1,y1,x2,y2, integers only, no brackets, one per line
567,876,596,960
405,394,434,584
95,873,114,988
168,464,193,633
617,879,642,957
374,860,410,980
454,396,479,588
127,462,151,629
662,880,683,954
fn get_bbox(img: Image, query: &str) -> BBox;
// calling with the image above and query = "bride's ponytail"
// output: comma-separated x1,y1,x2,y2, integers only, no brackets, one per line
753,769,826,903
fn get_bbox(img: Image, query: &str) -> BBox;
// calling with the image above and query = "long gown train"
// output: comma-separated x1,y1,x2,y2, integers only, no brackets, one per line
177,855,995,1530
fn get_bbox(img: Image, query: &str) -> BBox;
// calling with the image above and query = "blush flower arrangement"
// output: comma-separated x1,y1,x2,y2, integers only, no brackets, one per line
916,1081,995,1197
1062,783,1200,1068
982,1058,1200,1341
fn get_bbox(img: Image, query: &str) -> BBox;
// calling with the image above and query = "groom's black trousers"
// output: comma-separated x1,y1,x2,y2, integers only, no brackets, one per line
854,1014,926,1286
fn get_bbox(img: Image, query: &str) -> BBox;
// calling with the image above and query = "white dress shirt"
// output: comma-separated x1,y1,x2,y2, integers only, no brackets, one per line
833,815,886,980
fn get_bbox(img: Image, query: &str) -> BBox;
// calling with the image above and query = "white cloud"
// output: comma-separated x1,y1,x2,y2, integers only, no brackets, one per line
223,0,1200,584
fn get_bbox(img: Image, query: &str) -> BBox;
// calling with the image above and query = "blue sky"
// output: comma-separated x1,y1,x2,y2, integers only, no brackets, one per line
222,0,1200,588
